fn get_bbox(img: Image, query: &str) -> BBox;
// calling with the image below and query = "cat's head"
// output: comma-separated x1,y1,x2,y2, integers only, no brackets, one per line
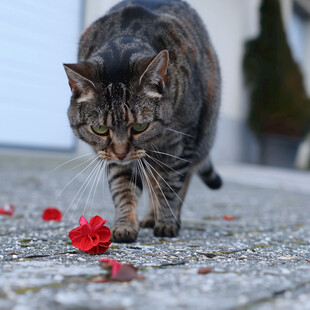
64,50,171,164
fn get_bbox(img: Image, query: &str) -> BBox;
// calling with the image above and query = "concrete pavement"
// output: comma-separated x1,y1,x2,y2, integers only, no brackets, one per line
1,154,310,310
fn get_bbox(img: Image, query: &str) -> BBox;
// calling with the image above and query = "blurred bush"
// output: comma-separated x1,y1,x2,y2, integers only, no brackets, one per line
243,0,310,138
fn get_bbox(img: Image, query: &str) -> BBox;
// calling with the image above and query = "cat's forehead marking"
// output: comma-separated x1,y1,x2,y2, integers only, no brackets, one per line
102,82,139,127
106,83,127,102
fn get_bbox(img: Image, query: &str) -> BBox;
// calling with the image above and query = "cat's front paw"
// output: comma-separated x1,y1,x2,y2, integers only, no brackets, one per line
140,217,155,228
154,223,180,237
110,224,138,243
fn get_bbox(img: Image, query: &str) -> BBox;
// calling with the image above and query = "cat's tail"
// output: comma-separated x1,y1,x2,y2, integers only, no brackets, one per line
198,158,222,190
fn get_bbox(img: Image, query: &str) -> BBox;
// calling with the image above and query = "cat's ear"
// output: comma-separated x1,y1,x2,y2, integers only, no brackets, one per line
139,50,169,89
63,63,96,93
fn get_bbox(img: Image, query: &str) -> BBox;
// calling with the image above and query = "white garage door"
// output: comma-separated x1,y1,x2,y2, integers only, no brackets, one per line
0,0,84,151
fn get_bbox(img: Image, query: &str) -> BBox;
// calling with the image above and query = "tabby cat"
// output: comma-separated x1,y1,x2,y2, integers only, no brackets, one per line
63,0,222,242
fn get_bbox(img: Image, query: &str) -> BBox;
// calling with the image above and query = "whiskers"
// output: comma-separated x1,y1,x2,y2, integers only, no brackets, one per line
145,153,183,176
137,157,183,229
48,152,94,175
55,155,100,200
167,128,194,138
83,160,107,216
146,149,192,163
52,153,108,223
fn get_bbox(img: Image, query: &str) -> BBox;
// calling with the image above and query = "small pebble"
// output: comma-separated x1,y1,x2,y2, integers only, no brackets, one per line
77,257,86,262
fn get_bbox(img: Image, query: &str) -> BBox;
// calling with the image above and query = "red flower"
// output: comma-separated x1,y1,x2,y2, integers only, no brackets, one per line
42,207,62,221
100,258,122,276
69,215,111,255
0,204,14,216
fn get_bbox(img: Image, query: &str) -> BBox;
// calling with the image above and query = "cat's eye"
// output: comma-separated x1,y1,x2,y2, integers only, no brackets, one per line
91,125,109,136
131,123,149,134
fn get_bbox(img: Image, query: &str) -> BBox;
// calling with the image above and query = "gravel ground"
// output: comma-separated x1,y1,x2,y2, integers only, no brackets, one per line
1,154,310,310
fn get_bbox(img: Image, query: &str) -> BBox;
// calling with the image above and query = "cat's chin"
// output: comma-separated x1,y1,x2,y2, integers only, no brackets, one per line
113,159,132,166
104,158,134,166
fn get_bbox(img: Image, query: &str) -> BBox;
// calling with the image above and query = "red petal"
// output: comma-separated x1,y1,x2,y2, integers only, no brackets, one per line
81,224,91,236
79,215,88,226
68,226,82,241
223,215,235,221
84,246,102,255
79,235,95,251
0,204,14,216
71,235,84,248
89,215,106,232
85,241,111,254
96,226,111,243
42,208,62,221
89,215,104,226
90,233,100,247
83,247,97,255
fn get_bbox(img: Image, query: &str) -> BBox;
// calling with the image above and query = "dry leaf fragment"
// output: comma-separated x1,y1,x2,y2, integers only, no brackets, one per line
111,264,145,282
198,267,212,274
99,258,145,282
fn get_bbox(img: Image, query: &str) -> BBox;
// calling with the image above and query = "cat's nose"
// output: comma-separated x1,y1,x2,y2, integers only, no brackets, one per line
113,142,129,160
115,153,126,160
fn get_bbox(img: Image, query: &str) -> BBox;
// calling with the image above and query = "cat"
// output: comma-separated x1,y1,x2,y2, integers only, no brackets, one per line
63,0,222,243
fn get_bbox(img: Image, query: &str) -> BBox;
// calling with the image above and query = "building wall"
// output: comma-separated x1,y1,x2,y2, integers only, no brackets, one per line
0,0,84,153
2,0,309,162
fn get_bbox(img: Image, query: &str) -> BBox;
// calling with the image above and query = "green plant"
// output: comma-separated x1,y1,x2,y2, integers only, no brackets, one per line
243,0,310,137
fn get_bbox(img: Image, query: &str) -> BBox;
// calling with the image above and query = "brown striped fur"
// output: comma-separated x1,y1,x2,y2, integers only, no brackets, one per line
63,0,222,242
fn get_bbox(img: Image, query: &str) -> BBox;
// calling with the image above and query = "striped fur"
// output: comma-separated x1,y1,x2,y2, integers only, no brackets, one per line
64,0,222,242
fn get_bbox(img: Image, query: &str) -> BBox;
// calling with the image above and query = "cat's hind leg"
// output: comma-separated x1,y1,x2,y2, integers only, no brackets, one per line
140,175,160,229
152,169,193,237
198,158,222,189
139,201,156,228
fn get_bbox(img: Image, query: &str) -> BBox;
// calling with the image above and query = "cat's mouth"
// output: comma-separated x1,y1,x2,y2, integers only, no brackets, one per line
97,150,146,164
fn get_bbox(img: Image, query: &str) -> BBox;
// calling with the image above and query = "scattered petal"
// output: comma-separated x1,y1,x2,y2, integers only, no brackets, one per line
223,214,235,221
198,267,212,274
42,207,62,221
100,258,122,276
68,215,111,255
0,204,14,216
